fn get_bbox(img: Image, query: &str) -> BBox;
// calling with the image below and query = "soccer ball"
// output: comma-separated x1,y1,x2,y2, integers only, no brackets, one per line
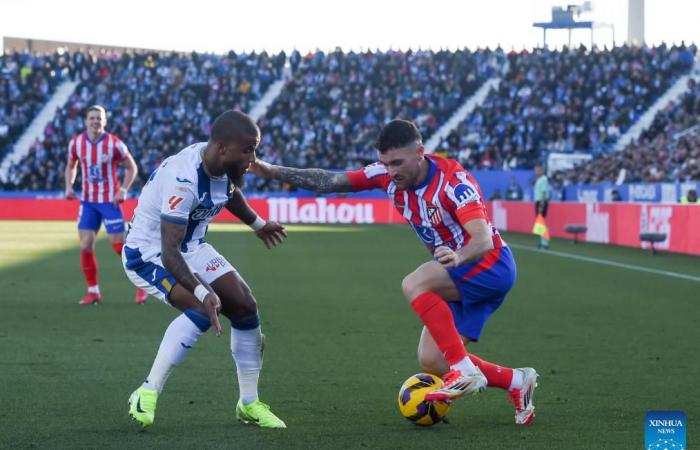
397,373,451,426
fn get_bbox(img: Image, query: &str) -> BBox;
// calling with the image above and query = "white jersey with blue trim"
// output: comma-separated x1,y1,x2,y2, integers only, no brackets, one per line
126,142,234,260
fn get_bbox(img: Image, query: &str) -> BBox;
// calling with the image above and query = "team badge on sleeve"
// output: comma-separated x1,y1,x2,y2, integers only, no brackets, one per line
449,173,481,207
168,195,184,210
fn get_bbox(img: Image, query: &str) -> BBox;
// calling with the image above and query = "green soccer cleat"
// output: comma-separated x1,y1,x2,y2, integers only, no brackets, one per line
128,386,158,427
236,399,286,429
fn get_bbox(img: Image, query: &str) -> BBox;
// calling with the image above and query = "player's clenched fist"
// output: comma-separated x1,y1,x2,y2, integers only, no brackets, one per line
434,246,460,268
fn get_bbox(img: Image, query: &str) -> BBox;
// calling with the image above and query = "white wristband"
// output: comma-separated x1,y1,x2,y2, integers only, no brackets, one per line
194,284,209,302
119,187,128,194
249,216,266,231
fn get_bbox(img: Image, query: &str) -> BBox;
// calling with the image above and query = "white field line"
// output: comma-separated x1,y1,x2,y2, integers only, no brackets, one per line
508,243,700,283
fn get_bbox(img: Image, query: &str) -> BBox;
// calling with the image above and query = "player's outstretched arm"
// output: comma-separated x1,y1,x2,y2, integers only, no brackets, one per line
434,219,494,268
225,188,287,249
251,159,353,193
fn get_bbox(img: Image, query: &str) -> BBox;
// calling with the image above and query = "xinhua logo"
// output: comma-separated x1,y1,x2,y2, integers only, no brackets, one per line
645,411,686,450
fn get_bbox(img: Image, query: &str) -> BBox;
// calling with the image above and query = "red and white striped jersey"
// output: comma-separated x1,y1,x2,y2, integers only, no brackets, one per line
69,132,129,203
346,154,504,252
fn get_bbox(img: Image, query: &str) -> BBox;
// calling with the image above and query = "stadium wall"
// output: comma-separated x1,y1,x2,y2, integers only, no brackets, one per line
1,199,699,255
563,181,700,203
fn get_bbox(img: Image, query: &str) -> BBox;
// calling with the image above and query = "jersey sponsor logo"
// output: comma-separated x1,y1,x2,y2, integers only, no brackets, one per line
198,192,208,203
427,205,442,225
205,255,228,272
175,177,192,184
411,223,435,244
191,204,224,221
453,182,479,206
169,195,184,210
88,165,104,182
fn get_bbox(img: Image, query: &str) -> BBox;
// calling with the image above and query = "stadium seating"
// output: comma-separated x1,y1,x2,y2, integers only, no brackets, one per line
437,44,695,171
251,48,503,191
5,50,285,191
0,51,69,162
1,45,697,193
553,66,700,185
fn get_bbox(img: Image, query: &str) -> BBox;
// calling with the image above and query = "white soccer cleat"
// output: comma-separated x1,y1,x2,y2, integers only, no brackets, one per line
424,367,487,401
509,367,539,425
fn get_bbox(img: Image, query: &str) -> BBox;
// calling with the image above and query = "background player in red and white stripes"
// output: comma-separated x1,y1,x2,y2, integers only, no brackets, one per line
64,105,146,305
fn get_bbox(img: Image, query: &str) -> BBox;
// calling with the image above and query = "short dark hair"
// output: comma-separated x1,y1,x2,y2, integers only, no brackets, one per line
210,110,260,144
85,104,106,118
375,119,422,153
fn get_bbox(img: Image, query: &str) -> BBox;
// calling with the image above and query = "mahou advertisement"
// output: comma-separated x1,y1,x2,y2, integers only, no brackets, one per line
1,198,699,255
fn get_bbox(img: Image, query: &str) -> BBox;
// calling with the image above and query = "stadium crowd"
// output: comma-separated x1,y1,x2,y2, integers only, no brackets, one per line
5,50,285,191
1,44,697,192
252,48,504,191
437,44,696,171
1,51,69,161
553,76,700,184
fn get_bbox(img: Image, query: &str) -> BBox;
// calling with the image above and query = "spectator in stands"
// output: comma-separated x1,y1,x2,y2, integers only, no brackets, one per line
611,189,622,202
489,189,503,201
504,177,524,200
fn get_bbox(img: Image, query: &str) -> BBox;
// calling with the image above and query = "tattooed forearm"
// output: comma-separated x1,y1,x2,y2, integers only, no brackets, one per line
271,166,353,193
160,220,200,293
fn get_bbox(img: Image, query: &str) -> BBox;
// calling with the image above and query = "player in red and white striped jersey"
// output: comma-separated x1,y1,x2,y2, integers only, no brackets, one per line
252,119,538,425
64,105,147,305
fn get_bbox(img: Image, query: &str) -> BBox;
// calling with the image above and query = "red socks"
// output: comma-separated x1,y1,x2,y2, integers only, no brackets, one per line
111,241,124,256
80,242,122,290
411,291,467,366
80,250,98,287
469,354,514,390
411,291,515,390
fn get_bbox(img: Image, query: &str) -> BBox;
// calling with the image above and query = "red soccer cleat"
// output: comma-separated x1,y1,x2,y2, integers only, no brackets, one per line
79,292,102,305
135,288,148,305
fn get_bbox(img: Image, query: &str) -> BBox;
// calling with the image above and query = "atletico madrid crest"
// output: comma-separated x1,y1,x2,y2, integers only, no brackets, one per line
427,205,442,225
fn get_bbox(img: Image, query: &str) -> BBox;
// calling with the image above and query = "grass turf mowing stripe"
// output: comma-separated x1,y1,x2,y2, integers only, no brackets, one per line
509,242,700,283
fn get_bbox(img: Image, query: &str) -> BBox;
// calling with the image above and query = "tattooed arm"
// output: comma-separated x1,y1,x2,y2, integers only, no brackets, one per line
160,219,201,293
251,159,354,194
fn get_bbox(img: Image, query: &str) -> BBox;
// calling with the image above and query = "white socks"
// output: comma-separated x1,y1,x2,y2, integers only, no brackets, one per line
231,326,263,404
142,313,204,392
451,356,479,375
509,369,524,391
140,312,264,405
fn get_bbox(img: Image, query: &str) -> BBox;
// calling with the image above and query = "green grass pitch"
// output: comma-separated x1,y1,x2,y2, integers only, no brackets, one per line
0,221,698,449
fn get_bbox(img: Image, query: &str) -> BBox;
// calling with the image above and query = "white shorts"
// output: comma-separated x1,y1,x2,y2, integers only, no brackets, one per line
122,243,236,303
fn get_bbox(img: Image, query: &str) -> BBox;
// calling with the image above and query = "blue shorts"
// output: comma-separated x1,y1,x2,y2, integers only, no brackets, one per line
445,246,516,342
78,201,125,234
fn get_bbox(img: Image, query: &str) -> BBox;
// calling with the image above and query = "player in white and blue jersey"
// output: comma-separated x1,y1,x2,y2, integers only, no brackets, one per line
123,110,288,428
